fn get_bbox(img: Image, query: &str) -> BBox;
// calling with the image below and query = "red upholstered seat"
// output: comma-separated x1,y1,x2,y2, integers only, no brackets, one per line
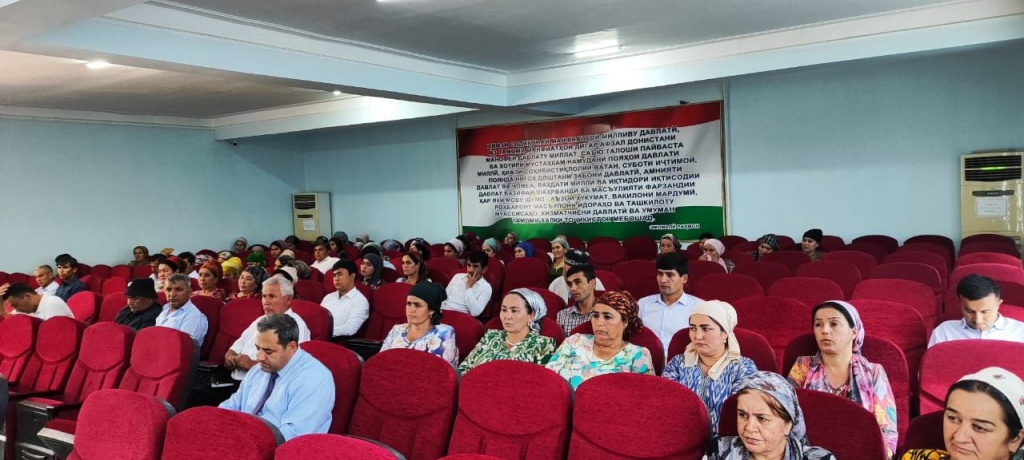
957,251,1024,269
796,261,861,298
871,262,944,296
732,296,812,369
570,323,665,375
844,242,889,264
592,270,623,291
294,280,327,302
289,299,333,341
100,277,128,296
564,236,586,251
850,298,927,390
0,314,42,383
161,406,282,460
439,310,484,361
719,235,748,249
448,360,571,459
612,260,658,299
961,241,1021,258
962,233,1016,246
205,298,263,366
732,262,790,291
568,373,709,459
88,265,112,279
919,339,1024,415
119,327,198,411
685,242,702,260
110,265,133,280
853,278,939,328
898,412,944,456
691,273,763,303
366,283,412,341
587,241,625,270
623,236,657,261
686,260,726,285
483,317,566,346
66,291,102,324
896,244,953,272
189,295,223,359
427,258,463,278
823,250,878,278
719,388,887,460
852,235,899,253
819,235,846,253
586,236,619,247
276,434,403,460
65,390,175,460
98,293,127,323
79,275,103,293
6,272,29,286
950,263,1024,287
348,349,458,460
521,287,566,318
300,341,363,434
668,327,777,373
760,250,811,274
501,258,549,294
904,235,955,257
767,277,844,307
723,250,754,267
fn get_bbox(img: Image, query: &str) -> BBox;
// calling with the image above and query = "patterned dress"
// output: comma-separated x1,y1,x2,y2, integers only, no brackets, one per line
192,289,227,303
900,451,948,460
545,334,655,390
662,355,757,432
381,323,459,367
458,330,555,374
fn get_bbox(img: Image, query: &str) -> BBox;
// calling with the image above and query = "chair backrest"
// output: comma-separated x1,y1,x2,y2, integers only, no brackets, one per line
348,349,458,460
667,327,778,373
207,298,264,366
439,310,484,361
896,244,953,271
14,316,86,393
427,258,464,278
300,341,363,434
957,251,1024,269
686,260,727,285
871,261,944,296
732,262,790,291
818,235,845,253
67,291,102,324
822,250,878,278
568,373,709,459
190,295,223,359
760,250,811,273
68,389,175,460
523,287,566,318
852,235,899,253
80,275,103,293
904,235,955,257
592,270,623,292
276,434,404,460
691,273,763,303
766,277,844,307
564,236,586,252
718,388,887,460
718,235,748,249
850,298,928,390
501,258,550,294
962,233,1017,246
366,283,412,340
587,241,625,270
795,260,861,298
0,314,41,383
844,242,889,264
449,360,571,459
899,412,945,455
294,279,327,302
110,265,133,280
118,326,198,411
290,299,333,341
961,241,1021,258
586,236,619,247
100,276,129,296
612,260,658,299
61,322,135,403
732,296,812,369
161,406,282,460
950,263,1024,288
622,236,657,261
853,278,938,327
98,292,129,323
919,339,1024,414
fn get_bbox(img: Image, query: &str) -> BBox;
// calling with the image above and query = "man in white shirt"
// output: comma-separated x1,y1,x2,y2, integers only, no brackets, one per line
930,274,1024,347
33,265,59,296
1,283,74,320
225,276,311,380
549,249,606,302
309,241,340,275
637,252,703,354
155,274,209,345
320,259,369,337
179,252,199,280
442,251,492,317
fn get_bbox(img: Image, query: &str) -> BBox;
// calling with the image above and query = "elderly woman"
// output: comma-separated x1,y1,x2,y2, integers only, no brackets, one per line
443,239,465,260
230,266,267,300
514,241,535,259
801,229,824,262
708,372,835,459
221,257,243,281
702,238,735,273
381,282,458,366
397,252,429,285
232,237,247,255
660,234,681,254
663,300,757,432
192,260,227,302
902,367,1024,460
754,234,781,261
788,300,897,457
458,288,556,374
359,253,385,290
545,290,654,389
548,237,570,282
130,246,150,267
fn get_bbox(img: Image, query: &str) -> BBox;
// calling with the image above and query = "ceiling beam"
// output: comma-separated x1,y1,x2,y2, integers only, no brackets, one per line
0,0,148,46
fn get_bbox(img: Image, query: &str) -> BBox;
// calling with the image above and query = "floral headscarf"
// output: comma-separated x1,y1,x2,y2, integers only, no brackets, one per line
597,290,643,340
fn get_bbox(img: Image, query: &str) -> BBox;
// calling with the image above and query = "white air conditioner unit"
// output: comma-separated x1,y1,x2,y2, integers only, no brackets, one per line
292,193,332,241
961,151,1024,249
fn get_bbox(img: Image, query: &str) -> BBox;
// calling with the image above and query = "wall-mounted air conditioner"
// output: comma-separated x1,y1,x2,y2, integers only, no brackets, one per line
292,193,332,240
961,151,1024,249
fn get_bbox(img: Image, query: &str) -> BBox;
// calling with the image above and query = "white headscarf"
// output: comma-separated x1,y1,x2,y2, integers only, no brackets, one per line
683,300,742,380
960,367,1024,430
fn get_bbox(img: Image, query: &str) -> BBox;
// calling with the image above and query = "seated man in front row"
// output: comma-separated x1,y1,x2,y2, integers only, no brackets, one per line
226,276,311,380
929,274,1024,347
115,278,162,330
219,314,334,441
320,259,369,338
0,283,74,320
155,274,209,345
442,251,492,317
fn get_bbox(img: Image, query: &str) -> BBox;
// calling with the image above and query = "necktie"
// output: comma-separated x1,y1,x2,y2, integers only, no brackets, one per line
251,372,278,415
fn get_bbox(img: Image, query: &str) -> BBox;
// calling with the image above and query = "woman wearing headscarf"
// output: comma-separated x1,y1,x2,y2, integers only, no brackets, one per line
545,290,655,389
381,239,404,254
788,300,898,458
362,243,395,270
380,282,458,367
332,231,350,246
443,238,465,261
701,238,734,273
130,246,150,267
397,252,429,285
269,240,287,259
230,266,267,300
458,288,556,374
246,251,266,268
407,238,432,261
902,367,1024,460
514,241,535,259
663,300,757,432
548,237,570,282
481,238,501,259
707,371,836,460
801,228,824,262
192,260,228,302
232,237,248,255
754,234,781,261
221,257,243,280
359,253,385,291
660,234,681,254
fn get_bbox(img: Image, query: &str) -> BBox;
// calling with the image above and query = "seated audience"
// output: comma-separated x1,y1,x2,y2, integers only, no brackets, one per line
788,300,897,457
549,237,569,282
33,264,58,295
115,278,162,330
443,238,465,261
246,251,266,269
707,371,835,460
219,314,333,441
514,241,535,258
549,249,606,303
546,290,655,389
192,260,228,302
381,282,458,366
381,239,404,254
442,251,492,317
319,259,369,338
310,241,340,275
556,263,602,335
359,253,385,290
226,276,311,380
482,238,501,260
355,233,371,248
504,231,520,247
698,232,715,248
233,237,247,254
332,231,350,246
130,245,150,267
663,300,757,432
284,235,301,249
660,234,681,254
754,233,780,261
361,243,394,269
178,251,198,279
702,238,735,273
155,274,209,345
0,283,74,320
249,243,269,254
221,256,243,280
54,254,87,302
397,252,429,285
328,237,346,256
638,252,703,355
269,240,287,259
407,238,432,261
901,367,1024,460
155,256,180,291
459,288,556,374
930,274,1024,347
217,251,233,263
230,266,267,300
802,228,824,262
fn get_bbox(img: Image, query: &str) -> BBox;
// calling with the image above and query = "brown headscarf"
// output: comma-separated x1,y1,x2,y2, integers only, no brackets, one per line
597,290,643,340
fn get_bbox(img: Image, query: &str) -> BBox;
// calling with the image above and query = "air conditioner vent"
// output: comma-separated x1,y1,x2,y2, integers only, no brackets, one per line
293,194,317,210
965,155,1022,169
965,168,1023,182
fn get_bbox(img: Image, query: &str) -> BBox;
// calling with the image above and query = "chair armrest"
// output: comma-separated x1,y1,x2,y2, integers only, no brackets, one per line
9,389,62,401
20,397,83,415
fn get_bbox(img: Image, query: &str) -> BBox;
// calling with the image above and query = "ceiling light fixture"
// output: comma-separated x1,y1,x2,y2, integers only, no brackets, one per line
332,90,342,96
573,45,622,59
85,60,113,70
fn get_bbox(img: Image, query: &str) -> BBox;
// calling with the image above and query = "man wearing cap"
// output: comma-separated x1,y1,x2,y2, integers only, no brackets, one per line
115,278,162,330
638,252,703,355
548,249,606,302
309,241,340,275
0,283,74,320
225,276,311,380
442,251,492,317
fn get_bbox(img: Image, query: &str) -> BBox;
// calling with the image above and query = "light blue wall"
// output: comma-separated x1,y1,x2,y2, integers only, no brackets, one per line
0,118,304,271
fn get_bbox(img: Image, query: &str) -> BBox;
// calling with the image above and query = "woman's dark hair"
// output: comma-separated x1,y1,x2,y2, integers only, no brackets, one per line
812,302,855,328
410,239,431,261
285,235,300,247
404,252,428,280
947,379,1024,442
270,241,283,251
